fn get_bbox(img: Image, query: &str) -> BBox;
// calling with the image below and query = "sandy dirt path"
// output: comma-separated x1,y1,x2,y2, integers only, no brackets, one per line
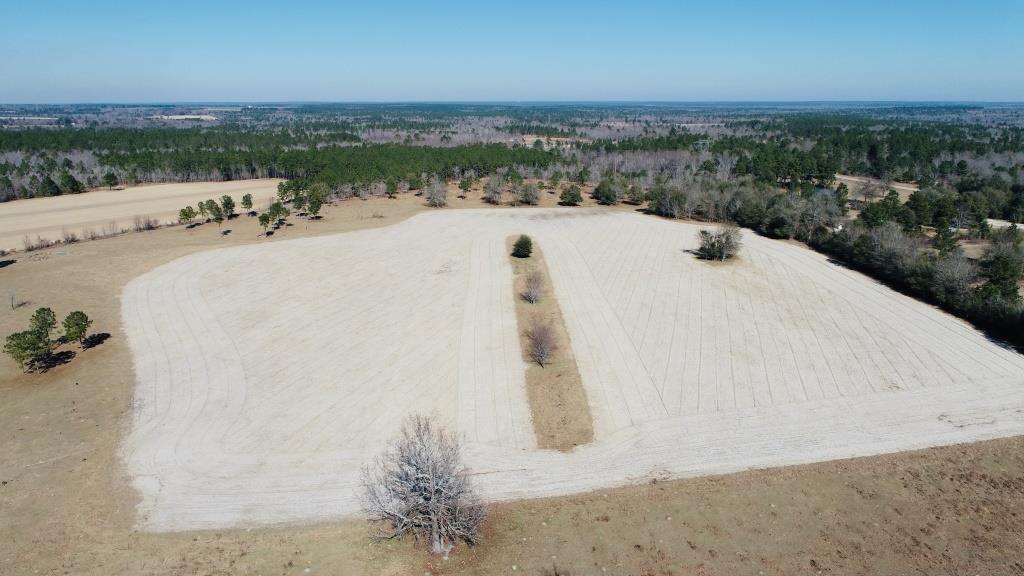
0,179,282,251
121,208,1024,531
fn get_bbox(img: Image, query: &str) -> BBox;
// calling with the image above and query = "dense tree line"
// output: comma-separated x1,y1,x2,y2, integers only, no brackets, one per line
500,123,577,138
760,114,1024,182
0,126,360,154
282,143,555,190
816,222,1023,348
581,131,704,153
639,174,1022,348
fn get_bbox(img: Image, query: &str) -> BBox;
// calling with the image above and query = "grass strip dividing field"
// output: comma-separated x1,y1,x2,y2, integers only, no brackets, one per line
507,235,593,451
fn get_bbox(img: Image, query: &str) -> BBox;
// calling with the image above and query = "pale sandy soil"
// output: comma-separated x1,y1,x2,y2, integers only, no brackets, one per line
0,179,282,251
3,186,1024,574
835,174,919,202
121,208,1024,531
988,217,1018,229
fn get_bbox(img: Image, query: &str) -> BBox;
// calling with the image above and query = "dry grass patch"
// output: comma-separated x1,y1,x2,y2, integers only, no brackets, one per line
507,236,593,451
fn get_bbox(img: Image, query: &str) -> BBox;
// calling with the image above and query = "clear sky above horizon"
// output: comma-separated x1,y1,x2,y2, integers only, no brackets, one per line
2,0,1022,103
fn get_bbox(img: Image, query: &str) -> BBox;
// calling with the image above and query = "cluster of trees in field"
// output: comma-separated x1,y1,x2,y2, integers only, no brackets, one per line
179,193,251,227
4,307,95,372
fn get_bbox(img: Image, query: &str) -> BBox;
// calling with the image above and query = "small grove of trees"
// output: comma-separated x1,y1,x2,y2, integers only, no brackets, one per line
200,199,224,226
512,235,533,258
696,225,742,261
361,415,486,556
257,201,291,235
3,308,92,372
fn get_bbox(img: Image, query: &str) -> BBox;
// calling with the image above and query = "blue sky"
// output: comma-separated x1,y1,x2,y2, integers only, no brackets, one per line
2,0,1022,103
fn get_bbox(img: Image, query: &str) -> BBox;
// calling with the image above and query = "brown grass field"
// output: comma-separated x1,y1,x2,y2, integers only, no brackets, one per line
2,182,1024,575
509,238,593,451
0,179,283,252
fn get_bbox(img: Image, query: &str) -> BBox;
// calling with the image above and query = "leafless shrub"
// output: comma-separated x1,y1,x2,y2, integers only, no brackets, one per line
482,177,503,205
933,250,976,300
522,270,544,303
132,215,159,232
361,415,486,556
518,183,540,205
525,318,557,367
696,224,742,261
61,228,79,244
23,235,52,251
426,177,447,207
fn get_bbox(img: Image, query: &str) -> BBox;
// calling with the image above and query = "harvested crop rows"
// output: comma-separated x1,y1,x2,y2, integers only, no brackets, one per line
121,208,1024,531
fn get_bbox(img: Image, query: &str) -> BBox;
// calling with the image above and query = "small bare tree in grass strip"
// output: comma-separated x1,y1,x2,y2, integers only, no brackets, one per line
525,317,557,367
522,270,544,303
361,415,486,556
696,224,742,261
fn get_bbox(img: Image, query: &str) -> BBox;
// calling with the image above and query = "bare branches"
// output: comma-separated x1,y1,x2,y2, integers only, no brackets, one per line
696,224,742,261
522,270,544,304
482,177,503,205
360,415,485,556
525,318,557,367
425,177,448,208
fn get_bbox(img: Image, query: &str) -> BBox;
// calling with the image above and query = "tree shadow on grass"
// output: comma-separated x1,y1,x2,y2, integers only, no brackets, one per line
0,259,15,269
82,333,110,349
33,350,76,372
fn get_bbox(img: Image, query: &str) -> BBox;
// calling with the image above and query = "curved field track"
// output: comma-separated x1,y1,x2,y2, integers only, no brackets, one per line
121,208,1024,531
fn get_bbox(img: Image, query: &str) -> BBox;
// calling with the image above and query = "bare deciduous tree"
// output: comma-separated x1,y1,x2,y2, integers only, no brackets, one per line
522,270,544,303
361,415,486,556
483,177,503,205
426,177,447,208
525,318,557,367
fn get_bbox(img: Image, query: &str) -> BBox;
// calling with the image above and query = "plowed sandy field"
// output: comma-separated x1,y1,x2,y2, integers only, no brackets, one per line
121,208,1024,531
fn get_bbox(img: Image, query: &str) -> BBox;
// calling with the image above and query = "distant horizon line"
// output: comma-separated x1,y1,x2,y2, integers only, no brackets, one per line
4,99,1024,107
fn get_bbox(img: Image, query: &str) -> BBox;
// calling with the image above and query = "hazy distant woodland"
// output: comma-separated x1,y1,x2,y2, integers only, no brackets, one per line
2,102,1022,347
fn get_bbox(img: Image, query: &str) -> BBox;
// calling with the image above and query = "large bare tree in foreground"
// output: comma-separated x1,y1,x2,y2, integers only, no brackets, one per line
361,415,486,555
